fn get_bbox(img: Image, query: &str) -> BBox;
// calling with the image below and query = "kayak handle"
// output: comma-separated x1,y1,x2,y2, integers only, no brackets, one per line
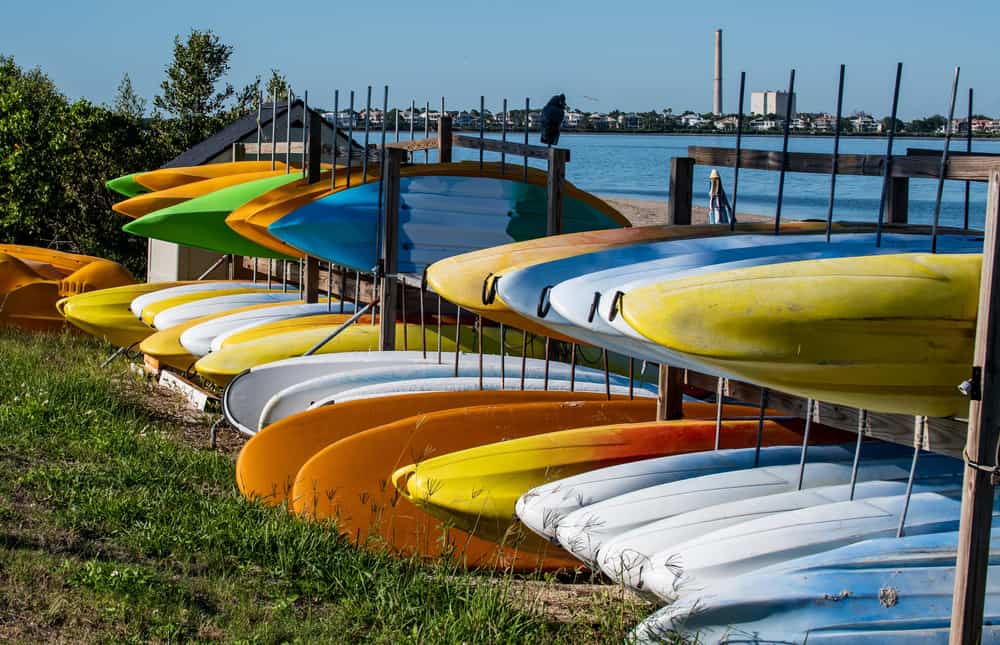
607,290,625,322
537,285,554,318
587,292,601,323
482,273,501,305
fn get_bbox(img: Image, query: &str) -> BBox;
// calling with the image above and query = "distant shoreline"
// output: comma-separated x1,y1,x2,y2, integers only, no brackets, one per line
603,197,771,227
449,129,994,140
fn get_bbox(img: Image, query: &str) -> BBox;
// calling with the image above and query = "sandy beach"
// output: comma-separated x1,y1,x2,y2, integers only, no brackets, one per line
604,197,771,227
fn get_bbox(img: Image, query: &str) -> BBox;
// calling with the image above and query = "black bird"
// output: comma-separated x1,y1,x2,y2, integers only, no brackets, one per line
540,94,566,146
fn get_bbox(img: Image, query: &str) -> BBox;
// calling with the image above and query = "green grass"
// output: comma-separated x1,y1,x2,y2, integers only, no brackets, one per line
0,329,655,643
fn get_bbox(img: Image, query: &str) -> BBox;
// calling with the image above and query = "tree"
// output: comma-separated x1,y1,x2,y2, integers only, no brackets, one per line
113,73,146,119
265,69,289,101
153,29,237,151
881,116,905,134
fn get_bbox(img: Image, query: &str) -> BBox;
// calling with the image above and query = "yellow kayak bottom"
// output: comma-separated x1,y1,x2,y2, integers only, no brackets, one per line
58,282,187,348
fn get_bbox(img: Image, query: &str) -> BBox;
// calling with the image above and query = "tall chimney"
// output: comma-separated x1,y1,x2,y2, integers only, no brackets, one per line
713,29,723,115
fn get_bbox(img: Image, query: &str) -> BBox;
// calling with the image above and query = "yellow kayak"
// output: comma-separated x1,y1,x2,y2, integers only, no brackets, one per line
58,282,187,347
137,288,276,326
0,244,105,275
623,252,980,417
391,410,845,546
131,160,288,193
195,317,539,386
112,171,287,219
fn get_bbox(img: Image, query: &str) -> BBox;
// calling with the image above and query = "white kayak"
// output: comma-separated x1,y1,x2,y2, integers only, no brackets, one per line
179,302,347,356
129,281,283,317
222,351,447,434
151,291,302,330
514,442,911,542
259,355,640,428
639,491,997,602
556,454,960,566
600,478,961,593
634,530,1000,644
328,376,655,404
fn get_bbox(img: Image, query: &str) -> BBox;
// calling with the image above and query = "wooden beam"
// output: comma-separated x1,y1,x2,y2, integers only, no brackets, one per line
688,145,994,182
887,176,909,224
656,365,685,420
667,157,694,225
547,147,568,235
950,168,1000,644
907,148,1000,158
437,115,453,163
385,137,439,153
452,134,559,161
379,148,405,351
302,256,320,304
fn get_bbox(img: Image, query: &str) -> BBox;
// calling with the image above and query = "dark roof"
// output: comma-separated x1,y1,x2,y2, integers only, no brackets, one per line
161,98,363,168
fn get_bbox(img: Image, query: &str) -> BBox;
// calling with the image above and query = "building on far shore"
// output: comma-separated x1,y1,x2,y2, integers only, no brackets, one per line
751,90,796,118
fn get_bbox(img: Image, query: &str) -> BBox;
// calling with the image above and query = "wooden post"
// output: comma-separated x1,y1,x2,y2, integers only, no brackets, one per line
437,115,453,163
656,365,685,420
547,148,569,235
950,168,1000,644
303,256,320,304
887,176,909,224
667,157,695,225
379,148,405,351
307,110,322,184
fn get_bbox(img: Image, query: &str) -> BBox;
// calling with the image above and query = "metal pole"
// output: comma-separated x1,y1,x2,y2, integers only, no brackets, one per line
327,261,333,312
569,343,577,392
395,102,400,143
713,377,725,450
361,85,372,184
479,95,485,169
410,99,416,148
849,410,867,500
376,85,389,265
825,64,846,242
256,90,262,160
896,417,925,538
931,66,961,253
303,300,377,355
603,348,611,400
331,90,339,190
285,89,292,173
753,388,769,467
267,259,272,289
796,399,814,490
543,337,551,390
270,88,277,170
524,97,530,183
730,71,745,231
424,101,430,163
477,315,484,390
520,332,528,390
875,62,903,247
500,323,506,389
501,98,508,174
346,91,355,188
301,90,309,178
773,69,795,235
628,357,635,400
964,88,974,230
436,293,442,364
453,306,462,377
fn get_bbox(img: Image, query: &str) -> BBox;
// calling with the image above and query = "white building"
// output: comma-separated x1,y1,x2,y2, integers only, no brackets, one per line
619,112,643,129
679,113,704,127
751,90,796,118
852,113,882,133
563,110,586,128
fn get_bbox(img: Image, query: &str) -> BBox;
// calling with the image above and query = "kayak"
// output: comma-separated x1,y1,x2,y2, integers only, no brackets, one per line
123,173,305,258
137,288,281,326
269,164,628,274
149,291,303,330
622,252,980,416
331,376,651,404
129,281,278,318
391,414,849,547
257,354,636,429
237,390,644,505
112,171,288,219
634,530,1000,644
107,160,288,195
58,282,187,347
195,318,539,386
291,399,661,570
180,302,339,356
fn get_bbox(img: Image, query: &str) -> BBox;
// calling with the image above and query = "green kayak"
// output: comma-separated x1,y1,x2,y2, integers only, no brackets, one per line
123,174,302,259
106,172,150,198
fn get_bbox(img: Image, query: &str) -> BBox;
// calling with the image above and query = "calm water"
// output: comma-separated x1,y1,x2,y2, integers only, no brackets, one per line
386,131,999,229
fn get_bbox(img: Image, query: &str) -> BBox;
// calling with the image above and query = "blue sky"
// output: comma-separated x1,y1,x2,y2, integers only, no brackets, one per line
2,0,995,118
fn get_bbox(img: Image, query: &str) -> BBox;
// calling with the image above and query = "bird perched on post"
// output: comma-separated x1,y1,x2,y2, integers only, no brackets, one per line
540,94,566,146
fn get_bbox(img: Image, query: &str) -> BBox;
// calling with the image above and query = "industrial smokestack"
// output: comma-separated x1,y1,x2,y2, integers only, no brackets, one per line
713,29,723,115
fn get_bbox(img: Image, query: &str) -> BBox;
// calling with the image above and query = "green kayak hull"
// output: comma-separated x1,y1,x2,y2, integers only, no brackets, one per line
106,172,150,198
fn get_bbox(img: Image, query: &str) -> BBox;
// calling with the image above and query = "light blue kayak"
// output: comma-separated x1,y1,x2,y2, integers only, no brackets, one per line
639,491,1000,602
556,454,960,568
268,174,624,274
634,530,1000,644
515,442,912,542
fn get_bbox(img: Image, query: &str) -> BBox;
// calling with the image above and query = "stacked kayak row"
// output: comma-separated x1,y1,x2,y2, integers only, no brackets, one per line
0,245,134,331
83,157,991,641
